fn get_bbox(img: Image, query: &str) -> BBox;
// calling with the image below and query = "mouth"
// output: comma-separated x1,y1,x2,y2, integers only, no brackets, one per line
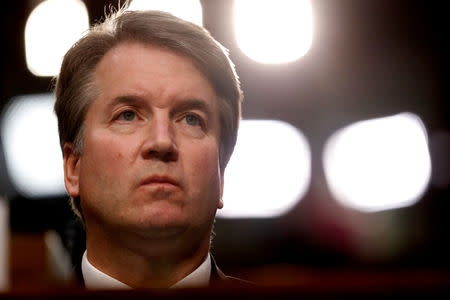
140,175,179,187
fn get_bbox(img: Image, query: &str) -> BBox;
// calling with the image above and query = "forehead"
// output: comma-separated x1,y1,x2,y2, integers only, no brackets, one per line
93,42,217,108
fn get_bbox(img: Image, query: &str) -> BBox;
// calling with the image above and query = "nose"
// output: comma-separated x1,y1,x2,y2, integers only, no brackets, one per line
142,116,178,162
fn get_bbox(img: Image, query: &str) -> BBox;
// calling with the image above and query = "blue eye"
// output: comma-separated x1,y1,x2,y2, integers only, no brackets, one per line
120,110,136,121
185,114,201,126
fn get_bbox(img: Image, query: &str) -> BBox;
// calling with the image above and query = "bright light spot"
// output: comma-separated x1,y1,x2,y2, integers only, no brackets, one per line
1,94,65,197
25,0,89,76
218,120,311,218
323,113,431,212
234,0,313,64
128,0,203,26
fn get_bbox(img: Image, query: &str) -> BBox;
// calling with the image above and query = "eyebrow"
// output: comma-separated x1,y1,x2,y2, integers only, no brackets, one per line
170,98,214,119
107,95,148,109
107,95,214,118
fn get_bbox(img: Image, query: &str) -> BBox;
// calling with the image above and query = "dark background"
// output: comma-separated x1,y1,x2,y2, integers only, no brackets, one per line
0,0,449,287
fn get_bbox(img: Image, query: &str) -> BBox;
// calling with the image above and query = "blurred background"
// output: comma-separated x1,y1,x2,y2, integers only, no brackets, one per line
0,0,449,293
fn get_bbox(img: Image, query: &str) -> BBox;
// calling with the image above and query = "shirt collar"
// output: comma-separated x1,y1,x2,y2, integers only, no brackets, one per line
81,251,211,289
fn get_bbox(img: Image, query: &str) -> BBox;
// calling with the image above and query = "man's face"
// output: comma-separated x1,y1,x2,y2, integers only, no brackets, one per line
64,42,223,241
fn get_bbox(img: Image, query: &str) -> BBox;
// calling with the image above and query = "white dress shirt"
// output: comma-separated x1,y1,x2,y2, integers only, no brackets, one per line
81,251,211,289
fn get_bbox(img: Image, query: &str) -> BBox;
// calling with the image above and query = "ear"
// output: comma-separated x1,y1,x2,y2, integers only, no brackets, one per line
63,143,81,198
218,172,224,209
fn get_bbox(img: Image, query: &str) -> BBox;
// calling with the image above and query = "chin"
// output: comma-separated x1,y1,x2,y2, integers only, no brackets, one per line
130,203,189,230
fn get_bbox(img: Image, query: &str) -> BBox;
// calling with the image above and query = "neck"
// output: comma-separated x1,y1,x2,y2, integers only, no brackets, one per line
85,224,211,288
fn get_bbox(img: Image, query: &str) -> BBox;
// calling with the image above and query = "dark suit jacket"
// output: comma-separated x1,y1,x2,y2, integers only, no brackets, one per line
209,255,253,288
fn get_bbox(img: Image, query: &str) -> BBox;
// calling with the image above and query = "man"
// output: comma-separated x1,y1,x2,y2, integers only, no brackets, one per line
54,8,243,289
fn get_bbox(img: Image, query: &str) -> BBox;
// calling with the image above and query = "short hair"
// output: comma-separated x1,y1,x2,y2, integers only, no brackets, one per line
54,8,243,219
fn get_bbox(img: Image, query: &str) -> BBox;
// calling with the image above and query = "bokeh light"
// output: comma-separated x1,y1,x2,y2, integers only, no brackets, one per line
25,0,89,76
219,120,311,218
1,94,65,197
234,0,313,64
323,113,432,212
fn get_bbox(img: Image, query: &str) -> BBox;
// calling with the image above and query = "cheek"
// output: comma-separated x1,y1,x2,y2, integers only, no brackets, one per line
80,130,138,184
191,140,219,170
78,131,140,215
87,129,137,158
184,140,221,193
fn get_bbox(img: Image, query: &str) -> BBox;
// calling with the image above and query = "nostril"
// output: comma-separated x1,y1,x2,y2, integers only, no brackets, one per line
147,148,178,162
162,151,177,162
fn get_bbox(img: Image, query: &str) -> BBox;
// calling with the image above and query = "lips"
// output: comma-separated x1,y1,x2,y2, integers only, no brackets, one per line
140,175,179,187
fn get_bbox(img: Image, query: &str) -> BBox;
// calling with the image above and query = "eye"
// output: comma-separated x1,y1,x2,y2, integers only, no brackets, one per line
184,114,202,126
118,110,136,121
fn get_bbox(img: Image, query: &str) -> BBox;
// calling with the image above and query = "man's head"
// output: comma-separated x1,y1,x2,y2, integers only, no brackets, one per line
54,9,242,222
